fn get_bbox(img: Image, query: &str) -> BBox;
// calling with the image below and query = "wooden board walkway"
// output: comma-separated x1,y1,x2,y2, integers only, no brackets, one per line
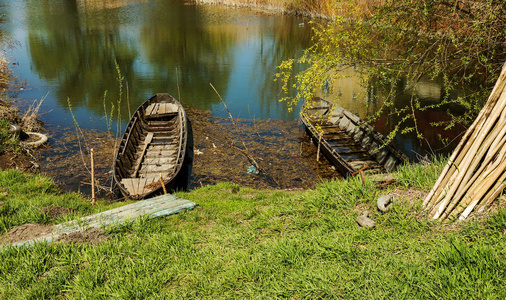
3,194,197,249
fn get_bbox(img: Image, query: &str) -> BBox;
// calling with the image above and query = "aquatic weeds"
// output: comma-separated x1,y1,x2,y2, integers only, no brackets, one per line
114,59,124,140
21,92,47,132
102,90,113,133
67,97,91,173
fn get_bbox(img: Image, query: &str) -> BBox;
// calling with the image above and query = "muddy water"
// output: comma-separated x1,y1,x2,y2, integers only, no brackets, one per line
36,107,339,195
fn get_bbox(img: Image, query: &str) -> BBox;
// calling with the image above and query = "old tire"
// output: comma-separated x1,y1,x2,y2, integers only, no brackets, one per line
8,124,22,136
19,132,48,148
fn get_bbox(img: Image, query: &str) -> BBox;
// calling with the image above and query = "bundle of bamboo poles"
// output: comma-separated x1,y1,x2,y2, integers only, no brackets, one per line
423,64,506,221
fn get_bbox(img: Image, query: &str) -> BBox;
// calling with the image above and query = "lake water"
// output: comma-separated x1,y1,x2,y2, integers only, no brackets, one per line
1,0,313,127
0,0,464,161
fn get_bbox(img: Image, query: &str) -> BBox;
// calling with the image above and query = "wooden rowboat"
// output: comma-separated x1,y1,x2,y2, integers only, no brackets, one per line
301,97,408,176
113,93,193,199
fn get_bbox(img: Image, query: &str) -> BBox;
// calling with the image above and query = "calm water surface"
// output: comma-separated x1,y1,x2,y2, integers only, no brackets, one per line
1,0,312,127
1,0,464,159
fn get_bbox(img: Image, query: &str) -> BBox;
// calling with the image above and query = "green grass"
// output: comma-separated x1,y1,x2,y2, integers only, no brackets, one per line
0,118,19,154
1,163,506,299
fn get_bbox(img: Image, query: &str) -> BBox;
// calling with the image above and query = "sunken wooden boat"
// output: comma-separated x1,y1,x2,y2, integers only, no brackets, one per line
113,93,193,200
301,97,408,176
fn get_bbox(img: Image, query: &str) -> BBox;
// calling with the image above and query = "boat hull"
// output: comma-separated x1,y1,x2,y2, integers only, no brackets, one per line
301,97,408,176
113,93,193,200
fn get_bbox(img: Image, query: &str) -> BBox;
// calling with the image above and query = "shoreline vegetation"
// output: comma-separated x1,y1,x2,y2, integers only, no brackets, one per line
193,0,380,19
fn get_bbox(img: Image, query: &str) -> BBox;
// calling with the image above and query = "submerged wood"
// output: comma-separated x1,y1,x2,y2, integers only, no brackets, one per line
113,93,193,200
300,97,408,177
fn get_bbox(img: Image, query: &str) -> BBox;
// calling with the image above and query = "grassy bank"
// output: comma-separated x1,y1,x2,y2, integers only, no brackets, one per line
2,161,506,298
194,0,382,18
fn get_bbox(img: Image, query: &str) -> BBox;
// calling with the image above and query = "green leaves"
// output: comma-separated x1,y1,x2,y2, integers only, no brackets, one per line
277,0,505,144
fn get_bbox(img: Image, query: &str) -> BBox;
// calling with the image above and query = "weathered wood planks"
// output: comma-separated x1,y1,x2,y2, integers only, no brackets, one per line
2,194,197,249
301,97,408,176
145,103,179,116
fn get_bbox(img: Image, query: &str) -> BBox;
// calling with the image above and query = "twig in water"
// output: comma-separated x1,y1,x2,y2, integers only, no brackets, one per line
176,68,181,102
81,181,112,192
126,81,131,120
210,83,260,170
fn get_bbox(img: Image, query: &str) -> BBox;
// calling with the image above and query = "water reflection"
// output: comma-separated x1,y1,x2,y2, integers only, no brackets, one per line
2,0,313,130
1,0,465,160
323,67,465,158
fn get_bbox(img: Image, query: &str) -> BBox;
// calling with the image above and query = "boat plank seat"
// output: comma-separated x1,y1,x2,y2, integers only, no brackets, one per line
146,145,178,152
145,103,179,119
152,136,178,142
121,177,158,196
334,149,369,156
323,132,350,139
148,144,179,150
160,103,179,114
145,150,179,158
143,157,176,165
320,128,346,134
148,119,178,126
138,170,173,177
145,103,160,115
140,164,176,173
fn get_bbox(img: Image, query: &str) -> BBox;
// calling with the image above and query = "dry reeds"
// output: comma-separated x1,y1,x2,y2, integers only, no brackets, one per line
423,63,506,221
0,40,13,90
21,93,47,132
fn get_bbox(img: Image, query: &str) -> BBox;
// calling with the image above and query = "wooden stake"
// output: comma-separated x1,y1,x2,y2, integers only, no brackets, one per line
359,169,366,184
159,173,167,195
352,165,369,176
91,149,96,205
316,134,322,162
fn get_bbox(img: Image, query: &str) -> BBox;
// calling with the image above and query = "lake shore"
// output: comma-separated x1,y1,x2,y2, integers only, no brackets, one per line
192,0,376,19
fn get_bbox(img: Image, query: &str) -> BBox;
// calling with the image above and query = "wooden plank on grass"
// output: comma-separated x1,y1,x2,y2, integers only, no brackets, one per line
3,194,197,249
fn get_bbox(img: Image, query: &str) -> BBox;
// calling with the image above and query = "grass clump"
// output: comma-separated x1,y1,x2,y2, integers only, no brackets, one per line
0,170,130,234
1,167,506,298
0,118,18,154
